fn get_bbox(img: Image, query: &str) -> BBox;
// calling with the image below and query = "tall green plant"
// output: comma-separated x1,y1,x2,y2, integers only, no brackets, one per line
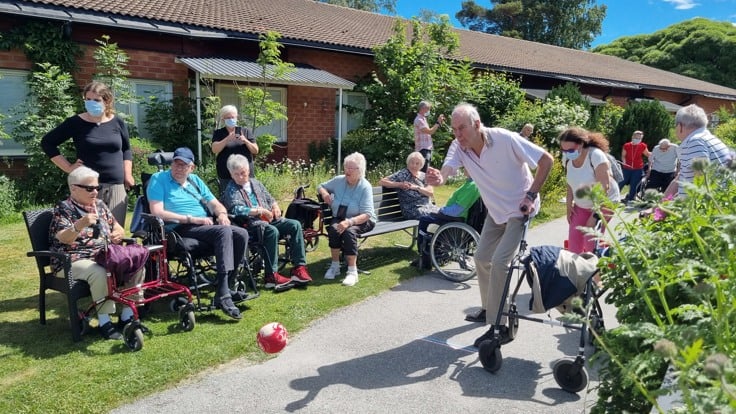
11,63,77,205
93,35,136,123
142,95,198,150
583,161,736,413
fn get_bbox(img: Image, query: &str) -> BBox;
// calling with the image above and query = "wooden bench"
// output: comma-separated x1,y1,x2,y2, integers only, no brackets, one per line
321,186,419,250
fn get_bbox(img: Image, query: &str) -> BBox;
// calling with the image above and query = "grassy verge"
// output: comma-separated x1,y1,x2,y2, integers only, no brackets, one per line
0,181,563,413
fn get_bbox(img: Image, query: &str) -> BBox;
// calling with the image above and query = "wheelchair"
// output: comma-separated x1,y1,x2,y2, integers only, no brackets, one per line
23,208,196,351
131,151,261,313
420,197,487,282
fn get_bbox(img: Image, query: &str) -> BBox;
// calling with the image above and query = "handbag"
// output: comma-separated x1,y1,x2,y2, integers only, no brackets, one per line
96,243,149,284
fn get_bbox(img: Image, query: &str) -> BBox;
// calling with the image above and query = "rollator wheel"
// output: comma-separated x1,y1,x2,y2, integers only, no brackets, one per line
479,339,503,373
179,305,196,331
305,236,319,252
123,323,144,351
507,305,519,340
169,296,189,312
553,359,588,393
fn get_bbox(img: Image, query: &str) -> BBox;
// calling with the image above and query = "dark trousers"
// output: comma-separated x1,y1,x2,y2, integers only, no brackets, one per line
419,148,432,173
645,170,676,193
618,168,644,201
327,219,374,256
175,224,249,297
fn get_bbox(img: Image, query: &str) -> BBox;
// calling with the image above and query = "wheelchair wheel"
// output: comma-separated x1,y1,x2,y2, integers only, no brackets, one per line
304,235,319,252
553,358,588,393
179,304,196,331
169,296,189,312
430,222,479,282
479,339,503,373
123,323,144,351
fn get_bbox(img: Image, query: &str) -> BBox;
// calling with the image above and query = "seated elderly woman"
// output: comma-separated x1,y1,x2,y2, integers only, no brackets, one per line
49,166,145,340
378,151,437,220
317,152,376,286
222,154,313,290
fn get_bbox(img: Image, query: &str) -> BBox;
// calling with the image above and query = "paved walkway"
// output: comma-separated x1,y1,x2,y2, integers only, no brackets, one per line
114,217,617,413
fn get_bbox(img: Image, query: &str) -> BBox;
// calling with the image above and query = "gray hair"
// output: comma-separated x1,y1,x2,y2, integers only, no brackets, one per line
218,105,238,127
344,152,367,179
406,151,424,165
418,100,431,111
675,104,708,129
659,138,671,147
451,103,482,128
68,166,99,187
226,154,250,173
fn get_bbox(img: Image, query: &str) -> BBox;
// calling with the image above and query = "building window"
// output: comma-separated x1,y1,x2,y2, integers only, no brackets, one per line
335,91,368,137
217,84,287,143
0,69,31,156
115,79,173,140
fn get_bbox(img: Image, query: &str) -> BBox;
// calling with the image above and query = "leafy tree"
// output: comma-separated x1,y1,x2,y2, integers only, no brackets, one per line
316,0,396,13
592,18,736,89
142,95,198,151
11,63,77,205
93,35,136,123
610,100,672,158
456,0,606,49
547,82,589,110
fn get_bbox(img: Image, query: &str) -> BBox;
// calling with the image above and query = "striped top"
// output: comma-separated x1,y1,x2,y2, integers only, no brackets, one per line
677,128,732,197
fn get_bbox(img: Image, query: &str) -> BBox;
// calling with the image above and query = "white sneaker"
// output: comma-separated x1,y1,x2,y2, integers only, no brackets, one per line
342,271,358,286
324,265,340,280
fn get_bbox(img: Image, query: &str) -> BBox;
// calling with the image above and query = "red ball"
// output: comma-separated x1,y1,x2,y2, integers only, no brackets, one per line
257,322,289,353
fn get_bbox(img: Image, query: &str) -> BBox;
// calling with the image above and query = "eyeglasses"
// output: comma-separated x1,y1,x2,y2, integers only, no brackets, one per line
73,184,101,192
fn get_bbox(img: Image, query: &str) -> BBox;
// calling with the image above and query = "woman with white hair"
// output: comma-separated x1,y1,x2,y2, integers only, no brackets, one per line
211,104,259,191
317,152,376,286
378,151,436,219
49,166,145,340
646,138,679,193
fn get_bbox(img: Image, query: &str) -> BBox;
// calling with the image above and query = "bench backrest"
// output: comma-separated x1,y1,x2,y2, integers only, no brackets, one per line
320,186,405,224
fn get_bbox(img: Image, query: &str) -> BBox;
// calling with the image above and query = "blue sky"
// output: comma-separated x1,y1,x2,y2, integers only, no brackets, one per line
393,0,736,47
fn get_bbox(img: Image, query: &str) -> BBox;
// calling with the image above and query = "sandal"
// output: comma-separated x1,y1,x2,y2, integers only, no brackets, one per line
214,296,242,320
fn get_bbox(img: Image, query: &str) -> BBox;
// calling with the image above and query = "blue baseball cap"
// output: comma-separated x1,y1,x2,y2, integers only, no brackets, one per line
173,147,195,164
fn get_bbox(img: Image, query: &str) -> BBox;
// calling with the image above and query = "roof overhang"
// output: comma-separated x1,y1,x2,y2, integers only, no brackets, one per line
176,57,355,90
523,88,606,106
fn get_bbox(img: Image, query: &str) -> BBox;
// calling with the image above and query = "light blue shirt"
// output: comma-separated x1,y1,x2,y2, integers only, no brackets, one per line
147,170,215,224
318,175,376,223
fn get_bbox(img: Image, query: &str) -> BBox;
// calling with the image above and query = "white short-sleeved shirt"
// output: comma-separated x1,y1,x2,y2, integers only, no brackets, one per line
650,144,679,173
566,147,620,209
414,114,432,151
678,128,732,197
443,127,545,224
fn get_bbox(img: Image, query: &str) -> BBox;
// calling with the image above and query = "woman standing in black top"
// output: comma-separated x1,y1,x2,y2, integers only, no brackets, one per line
41,81,134,226
211,105,259,193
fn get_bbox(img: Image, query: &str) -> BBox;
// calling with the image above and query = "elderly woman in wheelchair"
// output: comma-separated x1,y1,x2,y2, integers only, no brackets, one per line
49,166,145,340
222,154,313,291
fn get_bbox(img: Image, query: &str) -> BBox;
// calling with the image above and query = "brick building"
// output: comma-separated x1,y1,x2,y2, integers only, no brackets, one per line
1,0,735,177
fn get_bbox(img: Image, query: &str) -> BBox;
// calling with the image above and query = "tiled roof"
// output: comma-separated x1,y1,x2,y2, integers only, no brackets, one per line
8,0,736,99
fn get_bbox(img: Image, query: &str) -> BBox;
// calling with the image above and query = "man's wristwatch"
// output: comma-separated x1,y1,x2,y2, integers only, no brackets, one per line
525,191,538,201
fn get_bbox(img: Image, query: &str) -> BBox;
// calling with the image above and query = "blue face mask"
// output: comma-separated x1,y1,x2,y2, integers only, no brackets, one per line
224,118,237,128
632,139,642,144
564,150,580,161
84,100,104,117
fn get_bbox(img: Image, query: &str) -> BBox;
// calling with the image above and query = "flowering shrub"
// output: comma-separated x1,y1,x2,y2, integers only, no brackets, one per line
587,161,736,413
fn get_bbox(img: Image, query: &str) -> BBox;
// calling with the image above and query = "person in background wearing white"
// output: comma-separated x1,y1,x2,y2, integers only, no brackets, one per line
646,138,679,193
414,100,446,173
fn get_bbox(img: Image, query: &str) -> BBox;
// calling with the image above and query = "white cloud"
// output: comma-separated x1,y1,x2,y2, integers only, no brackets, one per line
662,0,700,10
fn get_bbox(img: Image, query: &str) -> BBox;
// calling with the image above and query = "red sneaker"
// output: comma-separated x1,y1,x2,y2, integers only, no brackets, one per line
265,272,293,289
290,265,313,284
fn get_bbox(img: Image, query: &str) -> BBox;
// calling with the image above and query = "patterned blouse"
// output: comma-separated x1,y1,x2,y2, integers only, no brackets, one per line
48,197,116,274
385,168,434,219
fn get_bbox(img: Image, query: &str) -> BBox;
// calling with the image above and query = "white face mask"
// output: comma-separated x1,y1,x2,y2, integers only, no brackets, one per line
632,138,642,144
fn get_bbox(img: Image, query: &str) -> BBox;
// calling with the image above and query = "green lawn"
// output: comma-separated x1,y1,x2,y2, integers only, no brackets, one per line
0,183,563,413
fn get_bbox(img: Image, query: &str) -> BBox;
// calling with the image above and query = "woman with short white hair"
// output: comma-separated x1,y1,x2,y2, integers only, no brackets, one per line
317,152,376,286
646,138,679,193
210,104,259,192
378,151,435,219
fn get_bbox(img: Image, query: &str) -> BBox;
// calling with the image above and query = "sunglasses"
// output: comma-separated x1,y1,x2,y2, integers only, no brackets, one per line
74,184,102,192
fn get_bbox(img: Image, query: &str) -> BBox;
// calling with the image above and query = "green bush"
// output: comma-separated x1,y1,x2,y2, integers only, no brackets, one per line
714,117,736,147
0,175,20,223
589,161,736,413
